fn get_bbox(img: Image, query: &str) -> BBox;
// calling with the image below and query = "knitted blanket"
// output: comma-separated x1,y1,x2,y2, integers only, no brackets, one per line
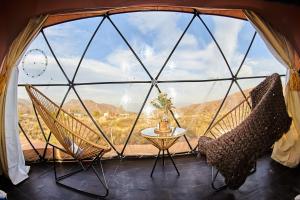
198,73,292,189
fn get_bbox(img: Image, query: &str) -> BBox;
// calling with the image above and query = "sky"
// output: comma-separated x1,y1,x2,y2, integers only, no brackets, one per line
18,11,286,113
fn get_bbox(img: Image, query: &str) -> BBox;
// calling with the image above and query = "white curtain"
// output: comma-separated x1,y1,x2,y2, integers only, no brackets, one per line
5,66,30,184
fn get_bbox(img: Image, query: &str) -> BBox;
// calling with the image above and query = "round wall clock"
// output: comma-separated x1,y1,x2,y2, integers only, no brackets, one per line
22,48,48,78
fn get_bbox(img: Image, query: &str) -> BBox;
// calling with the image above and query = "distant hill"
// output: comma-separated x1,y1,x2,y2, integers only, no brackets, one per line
62,99,125,115
17,98,125,115
17,89,252,115
177,100,220,115
18,98,32,114
177,89,251,115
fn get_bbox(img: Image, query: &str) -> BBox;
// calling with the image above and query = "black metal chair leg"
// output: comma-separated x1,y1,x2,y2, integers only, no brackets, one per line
91,158,109,198
52,146,109,198
52,146,57,180
162,150,165,166
211,167,227,191
211,161,257,192
52,146,83,182
166,150,180,176
151,150,161,177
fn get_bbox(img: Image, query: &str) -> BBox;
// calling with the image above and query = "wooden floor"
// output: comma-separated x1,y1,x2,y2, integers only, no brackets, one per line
1,154,299,200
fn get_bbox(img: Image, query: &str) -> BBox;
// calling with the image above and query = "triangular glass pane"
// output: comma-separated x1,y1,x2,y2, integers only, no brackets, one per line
201,15,256,73
18,33,68,84
159,17,232,80
75,84,150,155
18,86,47,161
219,82,247,113
62,87,122,157
238,35,286,77
62,89,105,151
43,17,102,79
63,86,116,157
123,87,184,156
62,88,100,129
19,86,70,160
237,78,264,91
158,81,232,151
75,18,149,83
110,11,193,78
19,130,41,162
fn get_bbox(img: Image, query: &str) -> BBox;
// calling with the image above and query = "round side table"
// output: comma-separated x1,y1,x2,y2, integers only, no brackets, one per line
141,127,186,177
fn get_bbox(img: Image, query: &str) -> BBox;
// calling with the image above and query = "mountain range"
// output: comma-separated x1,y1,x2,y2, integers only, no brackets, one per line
18,89,251,115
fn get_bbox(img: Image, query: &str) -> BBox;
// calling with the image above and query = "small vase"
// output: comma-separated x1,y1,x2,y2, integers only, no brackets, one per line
154,111,172,134
159,120,169,132
157,113,171,134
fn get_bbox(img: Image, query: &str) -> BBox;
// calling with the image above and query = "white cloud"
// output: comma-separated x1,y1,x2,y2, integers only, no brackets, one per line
126,12,189,75
76,48,149,82
18,13,285,112
213,17,244,67
239,57,285,77
123,13,246,79
43,20,100,59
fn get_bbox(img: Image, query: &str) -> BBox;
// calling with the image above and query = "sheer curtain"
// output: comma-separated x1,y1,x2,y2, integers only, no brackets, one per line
244,10,300,167
0,15,48,184
5,66,30,184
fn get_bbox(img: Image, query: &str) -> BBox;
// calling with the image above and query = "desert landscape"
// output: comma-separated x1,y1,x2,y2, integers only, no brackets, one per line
18,89,249,160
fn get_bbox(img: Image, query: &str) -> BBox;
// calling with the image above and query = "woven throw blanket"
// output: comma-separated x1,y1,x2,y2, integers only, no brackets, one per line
199,73,292,189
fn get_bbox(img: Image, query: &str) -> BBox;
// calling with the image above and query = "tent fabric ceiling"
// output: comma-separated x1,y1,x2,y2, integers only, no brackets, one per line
0,0,300,70
43,7,246,28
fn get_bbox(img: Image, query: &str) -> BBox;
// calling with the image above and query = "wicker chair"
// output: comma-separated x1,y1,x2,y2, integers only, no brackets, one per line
26,85,111,198
198,73,292,190
203,96,252,141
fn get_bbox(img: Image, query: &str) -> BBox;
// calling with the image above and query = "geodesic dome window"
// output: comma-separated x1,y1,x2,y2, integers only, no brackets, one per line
17,11,286,161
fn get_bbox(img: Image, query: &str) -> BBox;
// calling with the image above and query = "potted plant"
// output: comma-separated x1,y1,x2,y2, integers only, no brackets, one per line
150,93,174,134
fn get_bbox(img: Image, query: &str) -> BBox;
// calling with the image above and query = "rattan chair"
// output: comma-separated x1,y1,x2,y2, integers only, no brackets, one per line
26,85,111,198
204,96,252,140
198,74,292,190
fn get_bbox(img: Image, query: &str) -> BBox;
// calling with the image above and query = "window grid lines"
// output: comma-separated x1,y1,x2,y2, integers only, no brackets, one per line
18,11,286,161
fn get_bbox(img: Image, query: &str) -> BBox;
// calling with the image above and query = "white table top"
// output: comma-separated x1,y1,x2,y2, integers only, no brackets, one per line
141,127,186,139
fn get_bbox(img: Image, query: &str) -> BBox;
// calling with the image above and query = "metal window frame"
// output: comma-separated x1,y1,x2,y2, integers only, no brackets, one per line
17,10,286,162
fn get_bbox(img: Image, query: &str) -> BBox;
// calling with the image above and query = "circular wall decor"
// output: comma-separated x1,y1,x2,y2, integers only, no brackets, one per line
22,49,48,78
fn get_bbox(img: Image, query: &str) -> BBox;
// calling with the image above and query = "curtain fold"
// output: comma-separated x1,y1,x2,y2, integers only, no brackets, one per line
5,67,30,184
244,10,300,167
0,15,48,183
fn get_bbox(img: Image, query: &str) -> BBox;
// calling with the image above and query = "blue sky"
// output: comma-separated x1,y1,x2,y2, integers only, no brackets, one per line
18,12,286,112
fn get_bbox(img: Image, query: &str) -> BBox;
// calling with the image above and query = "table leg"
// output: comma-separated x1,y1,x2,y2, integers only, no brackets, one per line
151,150,161,177
167,149,180,176
162,150,165,166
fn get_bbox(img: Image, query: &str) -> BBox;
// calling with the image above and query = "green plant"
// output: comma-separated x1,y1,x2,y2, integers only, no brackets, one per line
150,93,174,114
